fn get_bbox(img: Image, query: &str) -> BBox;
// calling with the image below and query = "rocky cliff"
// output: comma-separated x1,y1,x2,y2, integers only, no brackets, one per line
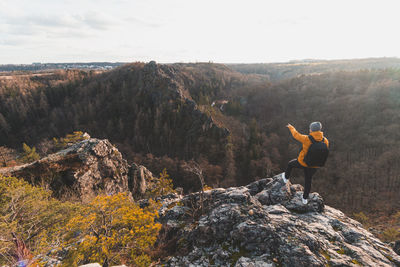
0,138,153,201
156,176,400,266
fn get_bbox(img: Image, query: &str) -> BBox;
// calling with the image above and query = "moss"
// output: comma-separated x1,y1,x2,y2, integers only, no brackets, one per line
229,247,249,266
377,247,400,267
351,259,362,266
336,248,345,255
167,202,177,209
208,256,215,266
320,249,331,260
221,243,230,251
384,254,394,262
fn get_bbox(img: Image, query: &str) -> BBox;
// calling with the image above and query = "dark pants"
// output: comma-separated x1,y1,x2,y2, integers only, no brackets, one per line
285,159,317,199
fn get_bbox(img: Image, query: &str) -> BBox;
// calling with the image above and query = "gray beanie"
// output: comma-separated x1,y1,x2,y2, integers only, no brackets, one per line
310,121,322,132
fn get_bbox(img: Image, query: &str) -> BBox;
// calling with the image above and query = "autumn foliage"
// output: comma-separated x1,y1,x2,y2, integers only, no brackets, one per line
63,193,161,266
0,176,162,266
0,176,79,266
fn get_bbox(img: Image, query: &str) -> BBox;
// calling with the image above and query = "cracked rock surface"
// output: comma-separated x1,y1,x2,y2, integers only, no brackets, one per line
158,177,400,267
0,138,153,202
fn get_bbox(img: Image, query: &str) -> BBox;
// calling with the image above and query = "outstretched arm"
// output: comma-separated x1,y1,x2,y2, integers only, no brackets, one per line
287,124,308,143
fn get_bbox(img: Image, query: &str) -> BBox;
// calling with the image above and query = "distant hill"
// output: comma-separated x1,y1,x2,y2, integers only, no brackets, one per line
229,57,400,81
0,62,126,72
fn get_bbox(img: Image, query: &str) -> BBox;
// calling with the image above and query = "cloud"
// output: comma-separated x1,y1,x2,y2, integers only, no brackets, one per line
45,28,96,39
75,11,117,30
0,11,123,48
5,24,41,36
123,17,162,28
2,11,118,36
0,36,27,46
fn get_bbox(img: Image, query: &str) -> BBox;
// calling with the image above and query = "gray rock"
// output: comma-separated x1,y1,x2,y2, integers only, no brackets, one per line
129,163,154,197
235,256,275,267
393,240,400,255
0,138,154,202
159,176,400,266
78,263,127,267
246,178,274,196
284,191,324,213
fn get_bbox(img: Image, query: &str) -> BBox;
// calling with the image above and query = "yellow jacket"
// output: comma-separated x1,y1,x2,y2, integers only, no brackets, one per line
288,125,329,167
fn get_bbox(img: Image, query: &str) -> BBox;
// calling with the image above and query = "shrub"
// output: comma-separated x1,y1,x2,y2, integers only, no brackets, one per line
53,131,89,150
19,143,40,163
0,176,80,266
380,227,400,243
146,168,175,198
62,193,161,266
353,211,370,227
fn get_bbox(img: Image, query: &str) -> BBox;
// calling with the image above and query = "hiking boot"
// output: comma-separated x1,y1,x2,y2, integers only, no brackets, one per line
280,172,288,183
302,197,308,205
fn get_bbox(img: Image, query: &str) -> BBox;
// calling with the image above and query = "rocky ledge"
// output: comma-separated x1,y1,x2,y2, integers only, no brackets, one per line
0,138,153,202
156,176,400,267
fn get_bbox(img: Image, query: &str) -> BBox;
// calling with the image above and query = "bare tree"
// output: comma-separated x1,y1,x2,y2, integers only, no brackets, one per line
12,232,33,264
183,161,206,216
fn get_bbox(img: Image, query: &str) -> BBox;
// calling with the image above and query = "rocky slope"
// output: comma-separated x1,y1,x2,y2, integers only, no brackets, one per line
0,138,153,201
156,176,400,266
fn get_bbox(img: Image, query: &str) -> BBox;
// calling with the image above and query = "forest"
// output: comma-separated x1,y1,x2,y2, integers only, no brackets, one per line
229,57,400,81
0,60,399,233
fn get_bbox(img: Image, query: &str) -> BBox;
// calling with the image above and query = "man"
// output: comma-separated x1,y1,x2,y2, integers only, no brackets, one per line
280,122,329,204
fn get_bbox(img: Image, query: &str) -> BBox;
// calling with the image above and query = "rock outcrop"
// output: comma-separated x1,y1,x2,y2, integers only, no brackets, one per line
0,138,153,202
157,176,400,266
129,162,155,197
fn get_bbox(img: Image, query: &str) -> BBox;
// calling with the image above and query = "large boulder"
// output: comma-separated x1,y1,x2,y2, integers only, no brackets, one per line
157,176,400,267
129,162,155,197
0,138,154,202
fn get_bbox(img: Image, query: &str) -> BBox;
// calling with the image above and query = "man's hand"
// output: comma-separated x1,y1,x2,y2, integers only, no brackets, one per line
286,123,293,128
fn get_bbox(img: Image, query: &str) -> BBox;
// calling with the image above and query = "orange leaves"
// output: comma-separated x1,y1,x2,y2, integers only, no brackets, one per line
1,176,163,266
63,193,161,266
146,168,175,198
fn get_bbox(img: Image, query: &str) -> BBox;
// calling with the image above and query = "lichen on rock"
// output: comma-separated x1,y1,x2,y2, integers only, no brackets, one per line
0,138,154,202
157,176,400,267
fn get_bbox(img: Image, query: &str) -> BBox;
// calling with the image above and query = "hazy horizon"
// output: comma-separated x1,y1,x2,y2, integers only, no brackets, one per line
3,56,400,66
1,0,400,64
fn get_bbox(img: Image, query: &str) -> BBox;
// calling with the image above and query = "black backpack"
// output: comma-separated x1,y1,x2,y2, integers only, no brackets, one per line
304,135,329,167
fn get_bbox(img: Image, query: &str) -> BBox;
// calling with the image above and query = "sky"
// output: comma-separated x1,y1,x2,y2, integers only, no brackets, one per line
0,0,400,64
